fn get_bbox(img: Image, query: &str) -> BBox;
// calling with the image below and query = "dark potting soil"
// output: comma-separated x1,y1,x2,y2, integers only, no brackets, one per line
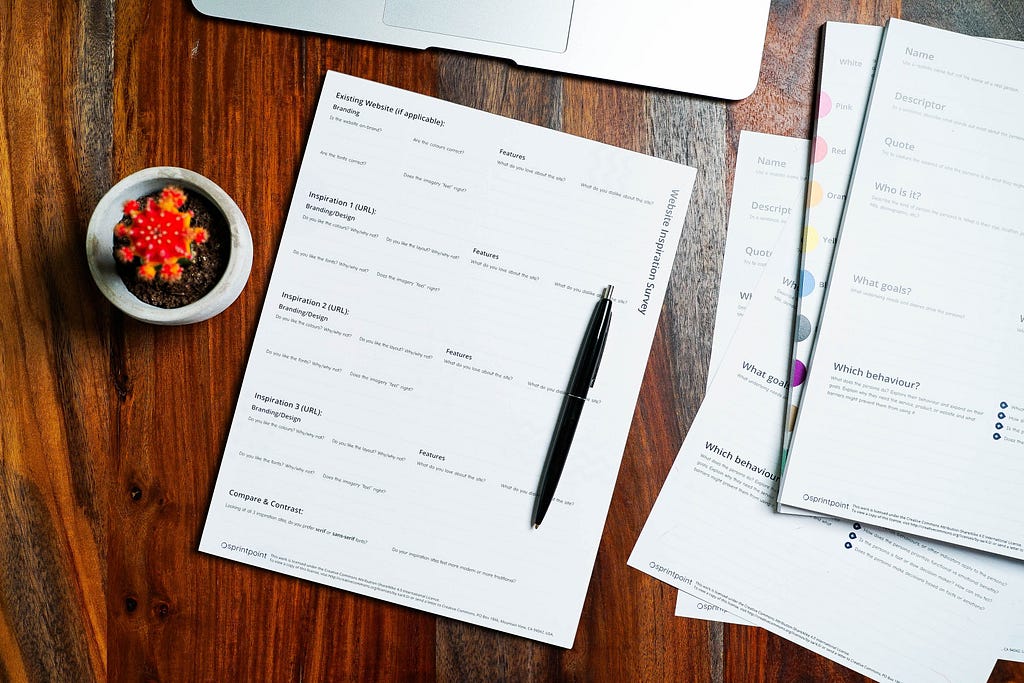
114,189,231,309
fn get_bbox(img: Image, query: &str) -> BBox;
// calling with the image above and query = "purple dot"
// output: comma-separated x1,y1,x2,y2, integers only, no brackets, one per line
792,360,807,387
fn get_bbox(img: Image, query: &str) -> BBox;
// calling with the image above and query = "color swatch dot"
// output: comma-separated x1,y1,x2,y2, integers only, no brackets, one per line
803,225,820,252
795,314,812,342
819,92,832,118
808,181,823,207
813,136,828,163
792,360,807,387
799,269,816,297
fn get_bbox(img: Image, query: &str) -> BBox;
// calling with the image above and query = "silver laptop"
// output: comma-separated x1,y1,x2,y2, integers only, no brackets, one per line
193,0,770,99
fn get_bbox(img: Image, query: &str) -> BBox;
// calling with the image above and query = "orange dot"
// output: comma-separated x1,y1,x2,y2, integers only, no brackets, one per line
808,181,823,208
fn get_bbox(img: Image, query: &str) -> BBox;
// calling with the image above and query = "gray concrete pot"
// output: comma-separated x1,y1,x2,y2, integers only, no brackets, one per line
87,167,252,325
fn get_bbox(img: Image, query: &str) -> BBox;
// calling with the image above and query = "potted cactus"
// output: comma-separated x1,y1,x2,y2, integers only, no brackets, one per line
87,167,253,325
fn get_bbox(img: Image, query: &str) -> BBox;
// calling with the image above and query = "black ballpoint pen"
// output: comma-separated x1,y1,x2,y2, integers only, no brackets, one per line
532,285,614,528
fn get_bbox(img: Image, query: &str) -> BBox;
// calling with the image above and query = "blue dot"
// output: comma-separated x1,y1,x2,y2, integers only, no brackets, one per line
1001,402,1009,409
996,422,1004,430
994,433,1002,440
849,532,857,539
845,542,853,549
799,270,816,297
853,523,862,530
998,412,1006,419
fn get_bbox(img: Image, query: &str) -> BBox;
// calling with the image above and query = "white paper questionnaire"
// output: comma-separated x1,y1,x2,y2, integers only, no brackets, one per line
780,22,881,485
630,70,1024,679
707,132,811,381
779,19,1024,560
778,21,1024,661
199,71,696,647
676,131,808,624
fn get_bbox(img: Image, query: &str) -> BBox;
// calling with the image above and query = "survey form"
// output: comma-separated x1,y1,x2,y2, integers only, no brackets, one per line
707,132,810,380
780,22,881,491
779,19,1024,560
630,122,1024,680
781,20,1024,661
199,71,696,647
676,131,807,624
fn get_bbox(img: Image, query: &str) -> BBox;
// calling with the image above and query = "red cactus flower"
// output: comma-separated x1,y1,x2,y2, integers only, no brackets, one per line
114,186,208,282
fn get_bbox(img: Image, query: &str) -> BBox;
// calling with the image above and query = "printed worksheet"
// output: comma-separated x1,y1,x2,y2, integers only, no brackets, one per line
676,132,807,624
707,132,810,380
630,92,1024,678
780,23,881,478
200,71,696,647
779,19,1024,559
780,21,1024,661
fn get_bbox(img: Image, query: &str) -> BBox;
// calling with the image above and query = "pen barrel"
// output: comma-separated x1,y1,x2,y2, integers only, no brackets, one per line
533,293,613,526
532,396,586,526
567,298,612,396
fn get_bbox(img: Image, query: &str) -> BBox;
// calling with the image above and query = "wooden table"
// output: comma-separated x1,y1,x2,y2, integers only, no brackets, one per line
2,1,1022,680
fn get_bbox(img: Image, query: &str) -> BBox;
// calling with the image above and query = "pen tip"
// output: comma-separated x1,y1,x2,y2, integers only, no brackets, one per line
603,284,614,298
533,523,539,530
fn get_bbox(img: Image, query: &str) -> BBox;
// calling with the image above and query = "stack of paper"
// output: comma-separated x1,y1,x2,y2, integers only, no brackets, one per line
636,18,1024,682
778,21,1024,557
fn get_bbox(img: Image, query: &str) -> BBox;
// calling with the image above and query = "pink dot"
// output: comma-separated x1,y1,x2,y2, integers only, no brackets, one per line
818,92,832,118
792,360,807,387
813,136,828,163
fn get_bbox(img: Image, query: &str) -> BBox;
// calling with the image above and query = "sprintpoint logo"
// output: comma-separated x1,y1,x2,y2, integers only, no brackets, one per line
648,561,692,585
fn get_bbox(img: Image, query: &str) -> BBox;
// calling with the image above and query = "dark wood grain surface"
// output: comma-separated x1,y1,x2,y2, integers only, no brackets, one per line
1,0,1022,681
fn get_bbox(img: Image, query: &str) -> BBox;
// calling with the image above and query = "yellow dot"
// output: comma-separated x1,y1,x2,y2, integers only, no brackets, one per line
803,225,820,252
808,181,823,207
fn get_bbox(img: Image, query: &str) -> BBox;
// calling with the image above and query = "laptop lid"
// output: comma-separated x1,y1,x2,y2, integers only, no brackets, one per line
192,0,770,99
